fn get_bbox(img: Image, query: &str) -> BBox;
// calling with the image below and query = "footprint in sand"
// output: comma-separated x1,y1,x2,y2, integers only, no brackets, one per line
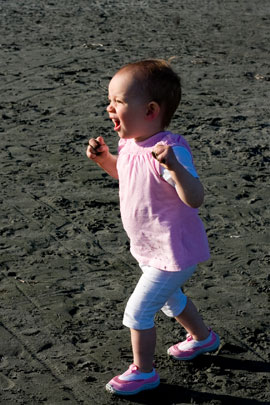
0,372,15,390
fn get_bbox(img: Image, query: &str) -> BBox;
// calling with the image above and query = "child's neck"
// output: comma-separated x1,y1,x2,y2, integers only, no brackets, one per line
134,127,165,143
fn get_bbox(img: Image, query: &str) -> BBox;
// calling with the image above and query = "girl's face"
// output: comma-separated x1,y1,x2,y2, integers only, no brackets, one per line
107,71,153,142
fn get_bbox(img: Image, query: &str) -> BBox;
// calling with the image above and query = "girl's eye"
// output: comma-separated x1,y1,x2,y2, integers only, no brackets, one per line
116,100,122,104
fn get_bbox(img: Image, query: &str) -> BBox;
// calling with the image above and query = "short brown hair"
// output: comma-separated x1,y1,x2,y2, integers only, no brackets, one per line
117,59,181,128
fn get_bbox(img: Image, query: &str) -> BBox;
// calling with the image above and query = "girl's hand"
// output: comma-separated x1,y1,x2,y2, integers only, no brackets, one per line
152,143,204,208
86,136,118,179
86,136,109,163
152,144,178,171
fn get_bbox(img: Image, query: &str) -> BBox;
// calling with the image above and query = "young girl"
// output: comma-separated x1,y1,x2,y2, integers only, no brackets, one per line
86,59,220,396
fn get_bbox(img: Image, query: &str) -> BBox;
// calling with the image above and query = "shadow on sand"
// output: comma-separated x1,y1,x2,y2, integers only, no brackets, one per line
119,355,270,405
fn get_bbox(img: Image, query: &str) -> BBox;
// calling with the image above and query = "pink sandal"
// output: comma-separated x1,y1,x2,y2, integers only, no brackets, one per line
168,329,220,360
106,364,160,396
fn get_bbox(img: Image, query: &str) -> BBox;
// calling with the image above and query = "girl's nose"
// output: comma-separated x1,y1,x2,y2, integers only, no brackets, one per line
107,103,114,112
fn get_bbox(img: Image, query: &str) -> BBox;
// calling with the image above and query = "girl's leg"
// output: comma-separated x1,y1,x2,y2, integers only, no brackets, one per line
123,266,196,372
175,297,209,340
168,296,220,360
130,327,156,373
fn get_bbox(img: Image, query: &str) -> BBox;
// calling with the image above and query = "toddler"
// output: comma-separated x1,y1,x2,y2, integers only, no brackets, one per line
86,59,220,396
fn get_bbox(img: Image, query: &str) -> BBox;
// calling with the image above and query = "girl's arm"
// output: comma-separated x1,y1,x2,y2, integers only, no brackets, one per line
152,145,204,208
169,162,204,208
86,136,118,179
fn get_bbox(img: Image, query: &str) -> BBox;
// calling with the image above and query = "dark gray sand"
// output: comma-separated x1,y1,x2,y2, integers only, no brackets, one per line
1,1,269,404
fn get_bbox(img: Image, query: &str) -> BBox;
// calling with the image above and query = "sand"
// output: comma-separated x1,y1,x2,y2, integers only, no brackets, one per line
0,0,269,404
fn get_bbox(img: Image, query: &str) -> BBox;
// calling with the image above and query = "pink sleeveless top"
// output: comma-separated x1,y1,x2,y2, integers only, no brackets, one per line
117,131,210,271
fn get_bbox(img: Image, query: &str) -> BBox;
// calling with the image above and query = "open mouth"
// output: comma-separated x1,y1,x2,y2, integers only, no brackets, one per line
113,119,121,131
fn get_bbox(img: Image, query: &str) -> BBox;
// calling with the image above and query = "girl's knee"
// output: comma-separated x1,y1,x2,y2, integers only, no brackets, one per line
161,291,187,317
123,297,155,330
123,310,155,330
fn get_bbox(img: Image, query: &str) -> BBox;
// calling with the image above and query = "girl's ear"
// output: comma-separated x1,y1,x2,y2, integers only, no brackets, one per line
145,101,160,120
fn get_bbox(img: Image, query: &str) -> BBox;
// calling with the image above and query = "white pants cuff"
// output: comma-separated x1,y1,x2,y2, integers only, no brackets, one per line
123,264,196,330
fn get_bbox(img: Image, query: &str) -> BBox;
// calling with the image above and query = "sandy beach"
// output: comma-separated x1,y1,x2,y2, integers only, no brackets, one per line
0,0,269,403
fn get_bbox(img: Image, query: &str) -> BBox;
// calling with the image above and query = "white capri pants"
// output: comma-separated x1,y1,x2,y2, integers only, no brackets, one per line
123,264,196,330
